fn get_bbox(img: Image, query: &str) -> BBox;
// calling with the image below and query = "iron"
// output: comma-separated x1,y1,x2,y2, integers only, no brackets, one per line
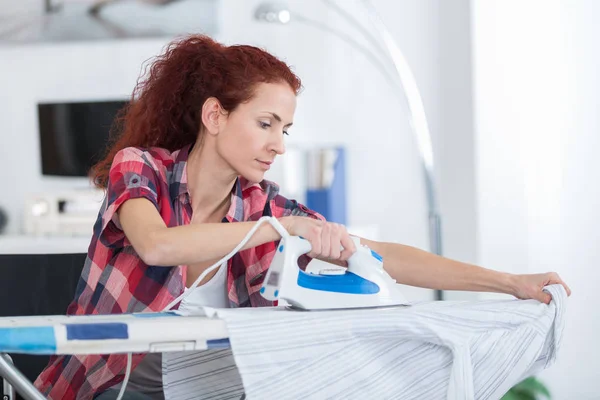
260,235,410,310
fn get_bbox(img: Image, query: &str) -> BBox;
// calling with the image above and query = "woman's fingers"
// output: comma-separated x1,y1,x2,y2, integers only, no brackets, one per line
307,222,322,258
298,219,357,262
548,272,571,296
339,229,356,261
329,223,343,260
321,222,332,258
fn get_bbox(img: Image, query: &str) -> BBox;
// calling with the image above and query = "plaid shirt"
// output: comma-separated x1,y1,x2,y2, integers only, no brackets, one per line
34,144,323,399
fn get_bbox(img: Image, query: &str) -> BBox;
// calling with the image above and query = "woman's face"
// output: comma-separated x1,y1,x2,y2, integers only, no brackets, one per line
216,82,297,183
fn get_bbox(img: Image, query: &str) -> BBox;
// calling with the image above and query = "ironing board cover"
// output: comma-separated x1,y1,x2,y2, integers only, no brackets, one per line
0,311,229,356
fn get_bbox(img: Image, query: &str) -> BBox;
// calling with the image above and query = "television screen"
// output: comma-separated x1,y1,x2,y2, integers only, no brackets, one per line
37,100,128,177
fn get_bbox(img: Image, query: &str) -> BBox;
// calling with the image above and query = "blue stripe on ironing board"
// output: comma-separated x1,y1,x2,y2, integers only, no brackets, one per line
0,327,56,354
207,338,230,349
132,311,180,318
66,323,128,340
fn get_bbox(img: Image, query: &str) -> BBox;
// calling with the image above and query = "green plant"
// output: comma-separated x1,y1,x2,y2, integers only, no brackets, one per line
501,377,551,400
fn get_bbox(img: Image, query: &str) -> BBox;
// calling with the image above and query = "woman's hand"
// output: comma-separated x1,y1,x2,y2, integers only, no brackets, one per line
510,272,572,304
280,216,357,262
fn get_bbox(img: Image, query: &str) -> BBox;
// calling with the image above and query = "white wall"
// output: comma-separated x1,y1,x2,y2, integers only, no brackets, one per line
0,38,170,231
0,0,476,303
472,0,599,397
0,0,42,16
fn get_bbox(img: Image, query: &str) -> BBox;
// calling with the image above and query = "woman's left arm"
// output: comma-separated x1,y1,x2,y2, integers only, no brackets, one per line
360,238,571,304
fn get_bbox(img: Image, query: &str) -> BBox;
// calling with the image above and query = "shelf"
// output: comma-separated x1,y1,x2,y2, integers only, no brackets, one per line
0,234,91,255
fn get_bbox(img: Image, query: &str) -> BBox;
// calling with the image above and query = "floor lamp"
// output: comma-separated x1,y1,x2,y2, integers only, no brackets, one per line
254,1,444,301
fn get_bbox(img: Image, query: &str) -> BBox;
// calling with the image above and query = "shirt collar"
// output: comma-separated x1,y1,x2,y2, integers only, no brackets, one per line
224,178,244,223
172,143,193,199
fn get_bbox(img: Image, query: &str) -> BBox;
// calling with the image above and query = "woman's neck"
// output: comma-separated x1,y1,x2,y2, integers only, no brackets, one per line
186,141,237,222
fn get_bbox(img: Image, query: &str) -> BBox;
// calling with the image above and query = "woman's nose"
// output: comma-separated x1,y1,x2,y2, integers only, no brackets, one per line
268,133,286,155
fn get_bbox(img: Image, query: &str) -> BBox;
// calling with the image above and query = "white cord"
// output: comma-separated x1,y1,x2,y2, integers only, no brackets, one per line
116,352,132,400
116,216,289,397
162,216,289,311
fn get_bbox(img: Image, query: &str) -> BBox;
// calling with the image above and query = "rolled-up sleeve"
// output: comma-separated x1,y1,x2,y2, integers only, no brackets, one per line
97,147,162,248
269,194,326,269
271,195,326,222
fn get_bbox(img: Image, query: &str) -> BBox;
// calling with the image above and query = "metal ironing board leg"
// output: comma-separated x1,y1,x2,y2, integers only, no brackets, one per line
1,354,16,400
2,353,16,400
0,354,46,400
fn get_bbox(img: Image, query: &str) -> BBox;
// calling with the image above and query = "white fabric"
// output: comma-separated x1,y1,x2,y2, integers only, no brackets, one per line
181,261,230,309
163,284,566,400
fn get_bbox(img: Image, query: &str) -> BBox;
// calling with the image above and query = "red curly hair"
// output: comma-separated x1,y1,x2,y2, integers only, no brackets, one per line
90,34,302,188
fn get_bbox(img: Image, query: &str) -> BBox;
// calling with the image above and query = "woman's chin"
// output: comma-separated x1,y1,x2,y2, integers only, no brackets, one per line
240,171,265,184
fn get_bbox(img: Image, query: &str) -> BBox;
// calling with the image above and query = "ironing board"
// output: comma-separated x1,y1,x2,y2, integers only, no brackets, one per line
1,285,566,400
0,311,230,400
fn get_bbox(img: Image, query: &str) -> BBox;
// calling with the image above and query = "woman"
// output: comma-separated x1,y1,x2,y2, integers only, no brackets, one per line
35,34,570,399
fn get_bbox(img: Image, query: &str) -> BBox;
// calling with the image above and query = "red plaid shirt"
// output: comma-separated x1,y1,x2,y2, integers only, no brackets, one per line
34,144,323,399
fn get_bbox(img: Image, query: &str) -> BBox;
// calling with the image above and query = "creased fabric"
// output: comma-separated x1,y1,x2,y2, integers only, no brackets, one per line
163,284,566,400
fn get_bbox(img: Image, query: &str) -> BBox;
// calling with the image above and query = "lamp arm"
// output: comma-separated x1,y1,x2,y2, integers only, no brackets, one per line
321,0,391,74
292,13,404,97
325,0,444,301
361,0,444,301
325,0,439,215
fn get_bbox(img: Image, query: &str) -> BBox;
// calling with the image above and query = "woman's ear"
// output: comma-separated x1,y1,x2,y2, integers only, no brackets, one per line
201,97,224,136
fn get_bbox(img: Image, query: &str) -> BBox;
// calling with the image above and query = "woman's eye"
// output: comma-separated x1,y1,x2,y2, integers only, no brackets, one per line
283,130,289,136
259,121,271,129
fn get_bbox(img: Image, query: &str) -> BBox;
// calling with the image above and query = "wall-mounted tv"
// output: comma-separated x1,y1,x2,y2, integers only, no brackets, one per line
37,100,128,177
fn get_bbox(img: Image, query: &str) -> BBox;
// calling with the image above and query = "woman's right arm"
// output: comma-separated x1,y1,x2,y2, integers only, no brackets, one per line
118,197,356,268
118,197,286,266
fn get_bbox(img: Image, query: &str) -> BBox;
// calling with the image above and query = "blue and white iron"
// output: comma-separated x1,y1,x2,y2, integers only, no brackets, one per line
260,222,409,311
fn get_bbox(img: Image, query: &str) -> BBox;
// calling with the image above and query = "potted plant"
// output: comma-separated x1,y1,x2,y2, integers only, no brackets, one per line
502,377,551,400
